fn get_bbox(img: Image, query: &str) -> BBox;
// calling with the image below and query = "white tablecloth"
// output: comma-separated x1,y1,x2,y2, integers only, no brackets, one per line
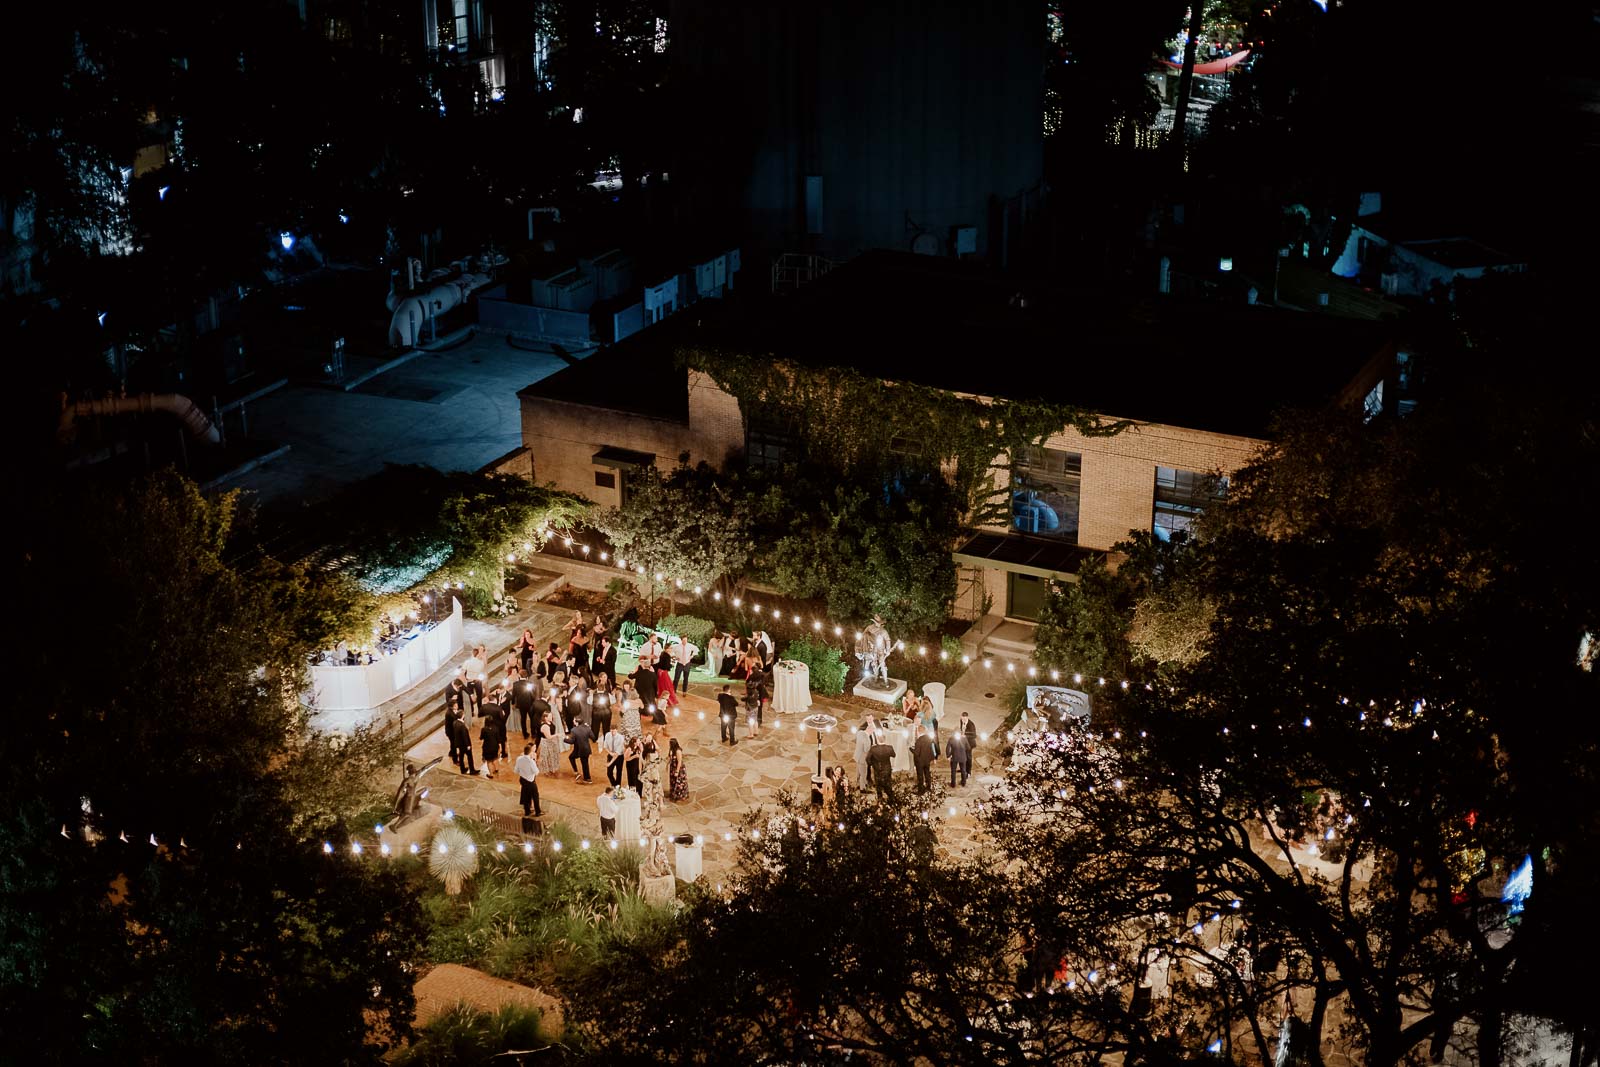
773,660,812,714
675,839,703,882
616,791,641,844
307,598,464,711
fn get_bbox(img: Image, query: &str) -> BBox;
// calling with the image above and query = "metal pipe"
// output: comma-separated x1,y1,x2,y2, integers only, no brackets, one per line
59,392,222,445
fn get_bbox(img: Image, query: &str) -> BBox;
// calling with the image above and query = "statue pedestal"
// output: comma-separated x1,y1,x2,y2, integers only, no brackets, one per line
386,802,442,855
640,870,676,905
852,677,908,705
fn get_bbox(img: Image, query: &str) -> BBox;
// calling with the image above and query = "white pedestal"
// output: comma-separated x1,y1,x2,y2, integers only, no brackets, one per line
852,677,907,705
674,840,703,882
616,791,641,844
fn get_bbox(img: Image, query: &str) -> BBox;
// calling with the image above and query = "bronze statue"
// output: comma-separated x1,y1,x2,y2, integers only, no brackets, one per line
854,615,895,691
390,756,443,828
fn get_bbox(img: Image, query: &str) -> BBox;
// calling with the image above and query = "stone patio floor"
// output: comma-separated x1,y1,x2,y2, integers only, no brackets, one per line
404,650,1012,885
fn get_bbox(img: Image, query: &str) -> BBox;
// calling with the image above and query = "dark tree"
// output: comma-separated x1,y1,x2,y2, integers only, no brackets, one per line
1,473,425,1062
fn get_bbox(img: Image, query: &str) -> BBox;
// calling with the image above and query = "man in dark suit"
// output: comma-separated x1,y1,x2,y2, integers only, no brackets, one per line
867,740,896,801
445,706,465,770
596,635,618,687
566,720,594,782
717,684,740,744
448,712,477,775
443,676,469,716
566,679,591,731
511,671,538,740
913,726,935,794
947,720,972,787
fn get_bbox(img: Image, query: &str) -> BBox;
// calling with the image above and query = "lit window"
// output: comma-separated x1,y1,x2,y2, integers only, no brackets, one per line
1011,446,1081,542
1153,466,1226,542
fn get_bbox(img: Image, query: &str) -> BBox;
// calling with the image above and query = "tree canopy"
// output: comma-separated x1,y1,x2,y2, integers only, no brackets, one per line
3,472,424,1062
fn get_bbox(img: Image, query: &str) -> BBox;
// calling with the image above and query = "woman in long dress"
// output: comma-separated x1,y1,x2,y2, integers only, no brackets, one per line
667,737,689,801
537,711,563,777
705,632,725,679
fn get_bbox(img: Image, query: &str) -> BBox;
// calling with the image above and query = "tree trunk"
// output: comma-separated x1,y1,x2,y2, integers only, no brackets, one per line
1171,1,1206,159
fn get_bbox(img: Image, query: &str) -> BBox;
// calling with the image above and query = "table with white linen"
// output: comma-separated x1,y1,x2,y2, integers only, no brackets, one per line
306,598,464,711
674,838,703,882
615,790,641,844
772,660,812,713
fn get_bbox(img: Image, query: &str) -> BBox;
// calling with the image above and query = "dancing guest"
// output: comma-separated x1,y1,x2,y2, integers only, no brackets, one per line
540,642,563,680
449,711,477,776
623,736,643,792
537,711,563,779
920,693,940,757
480,706,505,779
511,670,538,740
601,723,627,787
639,629,664,669
566,719,594,783
717,684,740,745
515,744,543,817
633,658,658,710
566,676,591,731
595,631,618,686
518,628,537,673
591,676,615,736
668,737,689,801
706,632,726,679
596,788,618,839
619,679,643,738
656,657,679,710
569,623,592,673
671,636,694,694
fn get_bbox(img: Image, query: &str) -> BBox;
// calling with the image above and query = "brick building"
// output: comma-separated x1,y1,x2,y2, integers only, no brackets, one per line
519,252,1397,629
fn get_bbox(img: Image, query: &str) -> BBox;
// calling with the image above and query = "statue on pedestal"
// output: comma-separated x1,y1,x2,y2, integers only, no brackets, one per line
390,756,442,829
854,616,895,691
640,740,672,880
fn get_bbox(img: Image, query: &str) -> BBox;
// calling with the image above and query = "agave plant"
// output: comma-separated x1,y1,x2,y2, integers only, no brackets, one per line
429,825,479,896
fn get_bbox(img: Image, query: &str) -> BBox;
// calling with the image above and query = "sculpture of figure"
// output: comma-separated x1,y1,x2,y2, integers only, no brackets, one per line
640,742,672,878
854,615,895,690
390,756,443,828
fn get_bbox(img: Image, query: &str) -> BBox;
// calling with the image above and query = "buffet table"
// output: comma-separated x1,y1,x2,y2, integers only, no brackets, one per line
306,598,464,711
772,659,812,714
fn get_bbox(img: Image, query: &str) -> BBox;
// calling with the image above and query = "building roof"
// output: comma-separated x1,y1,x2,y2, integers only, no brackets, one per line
953,530,1102,580
1398,237,1522,271
517,323,692,423
518,251,1393,439
692,252,1392,439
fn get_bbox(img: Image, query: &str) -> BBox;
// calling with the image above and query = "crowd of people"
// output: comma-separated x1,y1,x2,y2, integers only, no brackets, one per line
438,614,987,834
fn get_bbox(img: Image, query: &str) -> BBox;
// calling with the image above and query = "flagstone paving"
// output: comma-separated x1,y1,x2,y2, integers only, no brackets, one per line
406,676,1007,884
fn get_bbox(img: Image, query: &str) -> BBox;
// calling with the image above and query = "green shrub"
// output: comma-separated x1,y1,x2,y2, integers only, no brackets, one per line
395,1003,552,1066
658,614,714,652
941,634,963,661
997,676,1031,733
782,635,849,696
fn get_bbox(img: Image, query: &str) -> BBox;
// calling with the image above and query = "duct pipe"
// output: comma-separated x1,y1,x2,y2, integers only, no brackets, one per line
387,272,492,347
527,206,562,240
60,393,222,445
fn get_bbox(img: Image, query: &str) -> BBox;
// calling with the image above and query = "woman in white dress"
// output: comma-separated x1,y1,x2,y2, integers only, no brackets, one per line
706,632,726,679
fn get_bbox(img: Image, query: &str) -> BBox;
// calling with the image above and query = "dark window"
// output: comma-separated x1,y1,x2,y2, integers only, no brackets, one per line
594,470,616,489
746,415,800,470
1012,446,1081,542
1153,466,1226,542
